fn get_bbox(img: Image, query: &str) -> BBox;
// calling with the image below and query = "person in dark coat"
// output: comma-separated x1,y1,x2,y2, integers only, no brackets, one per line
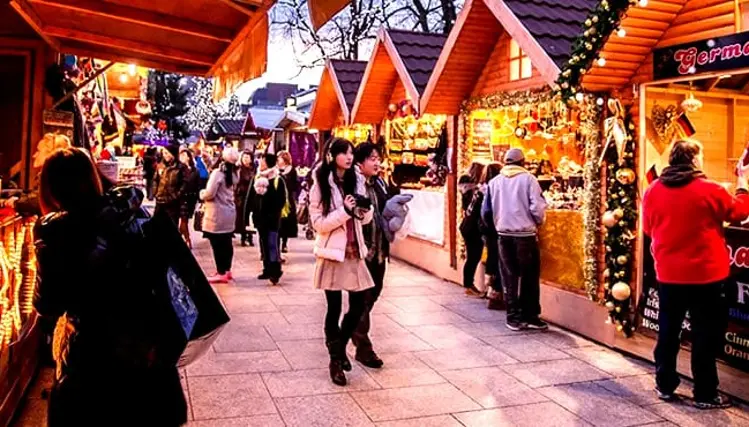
235,150,256,246
277,150,298,253
250,153,286,284
481,162,504,310
34,148,187,426
459,162,486,297
143,147,157,201
179,147,201,249
153,143,190,226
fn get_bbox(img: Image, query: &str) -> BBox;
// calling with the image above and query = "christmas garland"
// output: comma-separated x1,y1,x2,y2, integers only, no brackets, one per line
601,101,637,337
460,87,553,116
580,97,602,300
554,0,636,101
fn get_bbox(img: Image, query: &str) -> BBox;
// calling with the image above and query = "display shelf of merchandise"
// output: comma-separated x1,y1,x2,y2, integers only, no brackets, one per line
0,215,41,427
386,114,448,189
118,165,145,188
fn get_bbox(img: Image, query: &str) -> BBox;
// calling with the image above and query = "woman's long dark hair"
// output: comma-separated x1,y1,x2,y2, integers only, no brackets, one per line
316,137,356,215
223,162,236,187
40,147,104,215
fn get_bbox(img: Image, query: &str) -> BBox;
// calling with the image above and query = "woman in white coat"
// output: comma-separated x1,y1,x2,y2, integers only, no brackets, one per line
200,147,240,284
309,138,374,386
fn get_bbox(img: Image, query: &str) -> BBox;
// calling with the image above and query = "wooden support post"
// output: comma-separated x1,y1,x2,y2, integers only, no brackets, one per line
51,61,114,110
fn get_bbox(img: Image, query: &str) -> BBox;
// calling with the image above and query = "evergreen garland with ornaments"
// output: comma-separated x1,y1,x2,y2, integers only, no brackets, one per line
554,0,648,101
601,100,637,337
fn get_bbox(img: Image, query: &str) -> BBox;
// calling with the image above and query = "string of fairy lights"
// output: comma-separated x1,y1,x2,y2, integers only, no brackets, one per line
0,221,37,348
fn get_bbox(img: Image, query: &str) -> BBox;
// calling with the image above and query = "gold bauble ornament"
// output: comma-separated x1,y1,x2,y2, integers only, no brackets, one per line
617,255,628,265
611,282,631,301
613,208,624,219
603,268,610,278
616,307,622,313
602,211,618,227
616,168,635,185
605,301,615,310
585,19,592,26
592,16,599,23
617,325,624,332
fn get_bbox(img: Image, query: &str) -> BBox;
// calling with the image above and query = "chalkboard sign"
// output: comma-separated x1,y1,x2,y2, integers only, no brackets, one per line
638,227,749,371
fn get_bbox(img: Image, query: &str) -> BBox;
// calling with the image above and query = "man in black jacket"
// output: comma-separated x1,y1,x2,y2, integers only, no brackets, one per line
352,143,394,368
153,143,190,227
251,153,287,284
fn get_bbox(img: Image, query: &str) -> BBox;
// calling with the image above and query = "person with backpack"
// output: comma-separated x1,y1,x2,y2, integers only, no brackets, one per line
459,162,487,297
34,148,187,426
251,152,287,284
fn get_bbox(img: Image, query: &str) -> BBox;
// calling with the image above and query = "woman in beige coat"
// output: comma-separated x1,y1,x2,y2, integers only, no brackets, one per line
200,147,240,284
309,138,374,387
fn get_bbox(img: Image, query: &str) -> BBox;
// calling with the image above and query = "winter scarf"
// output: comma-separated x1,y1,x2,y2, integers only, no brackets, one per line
254,167,279,195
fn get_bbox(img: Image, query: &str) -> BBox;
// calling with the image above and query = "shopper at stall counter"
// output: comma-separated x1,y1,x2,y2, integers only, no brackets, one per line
351,142,393,369
309,138,374,386
200,147,240,284
480,162,505,310
482,148,547,331
33,148,187,426
153,143,190,227
459,162,487,297
643,139,749,410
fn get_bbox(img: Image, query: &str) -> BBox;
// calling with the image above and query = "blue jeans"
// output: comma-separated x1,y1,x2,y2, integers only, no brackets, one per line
654,282,726,401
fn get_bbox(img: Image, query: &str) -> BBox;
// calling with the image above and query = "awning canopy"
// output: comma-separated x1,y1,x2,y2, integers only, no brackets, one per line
9,0,273,98
307,0,349,31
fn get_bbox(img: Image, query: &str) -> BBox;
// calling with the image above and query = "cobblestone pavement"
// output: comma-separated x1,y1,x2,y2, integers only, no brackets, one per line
14,237,749,426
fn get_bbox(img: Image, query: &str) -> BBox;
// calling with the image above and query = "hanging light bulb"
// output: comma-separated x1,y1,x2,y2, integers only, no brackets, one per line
597,57,607,67
575,92,585,103
119,73,128,84
128,63,137,76
597,98,605,106
617,28,626,37
638,0,648,6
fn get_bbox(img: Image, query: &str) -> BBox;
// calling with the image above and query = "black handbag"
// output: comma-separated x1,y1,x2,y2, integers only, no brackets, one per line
193,203,204,232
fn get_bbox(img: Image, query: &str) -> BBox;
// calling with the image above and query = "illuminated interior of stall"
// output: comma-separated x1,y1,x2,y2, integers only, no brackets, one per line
460,89,589,292
643,73,749,194
385,112,447,189
0,218,38,353
333,123,374,145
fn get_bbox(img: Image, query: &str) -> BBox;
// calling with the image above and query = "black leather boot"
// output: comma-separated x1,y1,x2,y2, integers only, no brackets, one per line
326,340,347,386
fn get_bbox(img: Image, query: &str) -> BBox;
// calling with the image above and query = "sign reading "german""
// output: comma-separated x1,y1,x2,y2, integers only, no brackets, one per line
654,31,749,80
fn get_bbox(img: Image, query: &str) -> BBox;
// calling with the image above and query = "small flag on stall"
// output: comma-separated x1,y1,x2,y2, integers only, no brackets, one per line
646,165,659,184
675,112,696,137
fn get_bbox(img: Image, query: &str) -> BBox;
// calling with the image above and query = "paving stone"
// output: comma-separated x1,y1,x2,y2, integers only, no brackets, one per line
370,299,403,314
386,309,471,327
278,304,328,324
265,323,326,341
275,394,375,427
276,339,330,370
186,350,291,376
454,321,518,338
453,402,591,427
350,383,480,422
415,343,517,371
262,367,380,397
375,415,463,427
539,382,663,426
647,402,749,427
219,312,289,327
406,324,487,349
188,374,276,420
269,293,326,306
441,367,548,408
528,327,597,349
363,352,446,388
221,294,279,314
443,303,508,322
186,414,285,427
212,323,278,353
595,374,693,406
384,297,446,312
349,333,434,354
502,358,612,388
480,335,571,363
565,347,653,377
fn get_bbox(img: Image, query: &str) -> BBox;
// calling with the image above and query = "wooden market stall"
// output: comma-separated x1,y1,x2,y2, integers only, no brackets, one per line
419,0,601,313
350,28,452,279
556,0,749,401
308,59,370,146
0,1,276,423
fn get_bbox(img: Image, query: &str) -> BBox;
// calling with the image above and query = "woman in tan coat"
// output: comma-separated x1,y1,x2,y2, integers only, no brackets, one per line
309,138,374,387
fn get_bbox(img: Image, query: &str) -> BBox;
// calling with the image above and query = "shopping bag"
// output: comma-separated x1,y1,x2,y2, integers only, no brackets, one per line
143,210,230,367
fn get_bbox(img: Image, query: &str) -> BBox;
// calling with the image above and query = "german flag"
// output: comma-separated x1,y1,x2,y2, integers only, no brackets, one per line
646,165,659,184
675,112,696,137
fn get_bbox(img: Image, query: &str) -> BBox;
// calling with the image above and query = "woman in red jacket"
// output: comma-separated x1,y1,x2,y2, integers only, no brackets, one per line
643,139,749,409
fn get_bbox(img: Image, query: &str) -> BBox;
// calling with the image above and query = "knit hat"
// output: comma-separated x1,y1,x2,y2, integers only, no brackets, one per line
165,143,180,158
504,148,525,165
264,153,277,168
223,146,240,164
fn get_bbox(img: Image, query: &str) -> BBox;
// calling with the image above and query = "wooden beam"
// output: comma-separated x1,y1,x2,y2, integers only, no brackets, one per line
9,0,60,50
59,43,210,75
217,0,259,15
208,10,267,75
704,77,721,91
28,0,234,43
45,26,215,65
740,78,749,93
51,61,114,110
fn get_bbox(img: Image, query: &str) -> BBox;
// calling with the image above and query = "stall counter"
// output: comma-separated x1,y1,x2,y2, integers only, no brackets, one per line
401,189,445,246
538,209,585,293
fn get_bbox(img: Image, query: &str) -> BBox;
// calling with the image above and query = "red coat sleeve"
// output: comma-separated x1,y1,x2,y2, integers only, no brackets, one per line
719,186,749,224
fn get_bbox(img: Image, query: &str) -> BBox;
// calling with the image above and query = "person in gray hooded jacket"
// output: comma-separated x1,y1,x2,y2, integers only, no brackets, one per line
481,148,547,331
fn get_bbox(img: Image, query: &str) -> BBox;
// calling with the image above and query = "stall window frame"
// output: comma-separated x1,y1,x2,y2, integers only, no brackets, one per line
509,39,532,82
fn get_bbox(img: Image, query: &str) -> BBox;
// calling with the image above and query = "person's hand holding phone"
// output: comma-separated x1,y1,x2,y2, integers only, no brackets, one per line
344,195,357,212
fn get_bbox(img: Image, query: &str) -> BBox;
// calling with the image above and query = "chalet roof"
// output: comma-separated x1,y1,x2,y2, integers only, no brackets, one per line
504,0,597,69
330,60,367,111
216,118,246,136
387,30,447,96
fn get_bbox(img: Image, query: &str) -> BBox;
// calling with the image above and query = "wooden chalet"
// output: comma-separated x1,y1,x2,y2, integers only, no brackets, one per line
308,59,368,143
